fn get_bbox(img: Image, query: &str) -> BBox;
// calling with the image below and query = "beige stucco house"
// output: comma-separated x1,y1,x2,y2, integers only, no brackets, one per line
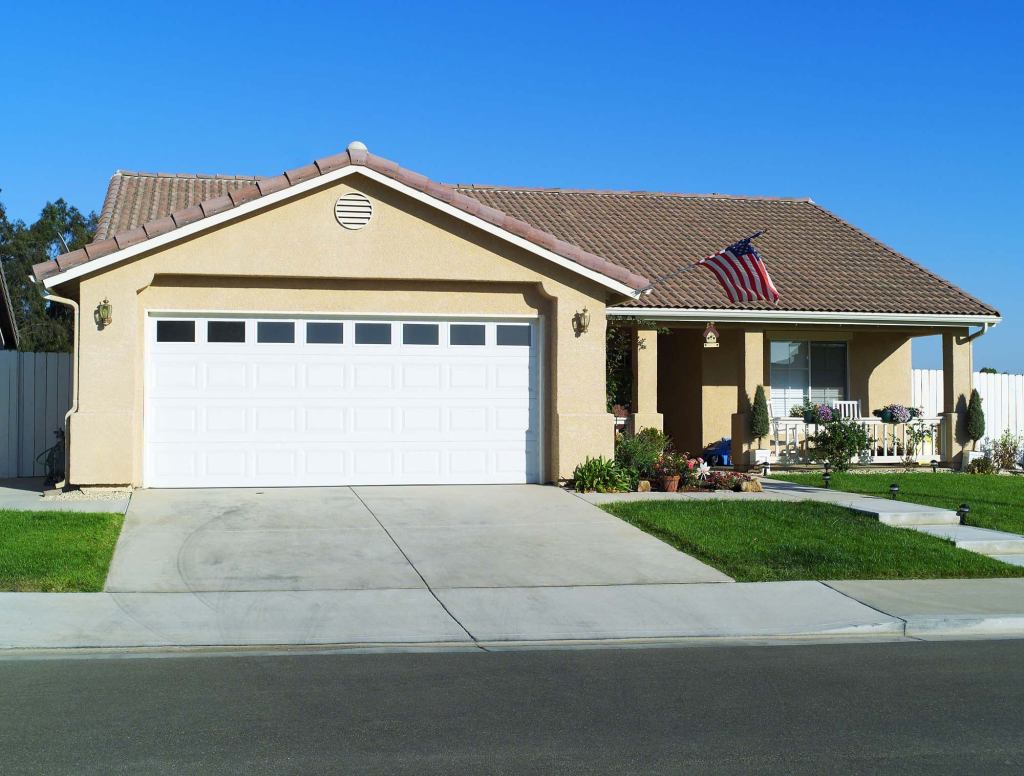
33,142,999,488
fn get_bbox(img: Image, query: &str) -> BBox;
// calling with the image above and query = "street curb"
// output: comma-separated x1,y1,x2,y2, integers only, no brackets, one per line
903,615,1024,638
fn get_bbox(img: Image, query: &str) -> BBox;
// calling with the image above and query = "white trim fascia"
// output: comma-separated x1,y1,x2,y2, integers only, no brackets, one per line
605,307,1002,328
44,165,641,298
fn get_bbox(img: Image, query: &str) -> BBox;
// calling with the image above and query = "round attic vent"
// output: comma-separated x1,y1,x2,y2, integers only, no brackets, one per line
334,192,373,230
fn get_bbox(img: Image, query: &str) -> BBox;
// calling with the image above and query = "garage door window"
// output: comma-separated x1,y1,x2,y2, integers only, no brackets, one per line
497,324,531,346
257,321,295,344
355,322,391,345
450,324,485,346
403,323,439,345
156,320,195,342
306,322,344,344
208,321,246,343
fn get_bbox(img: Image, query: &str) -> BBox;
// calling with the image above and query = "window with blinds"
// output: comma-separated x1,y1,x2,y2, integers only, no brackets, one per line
769,340,848,417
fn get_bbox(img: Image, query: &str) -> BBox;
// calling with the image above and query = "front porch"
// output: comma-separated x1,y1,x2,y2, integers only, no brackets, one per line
619,319,978,469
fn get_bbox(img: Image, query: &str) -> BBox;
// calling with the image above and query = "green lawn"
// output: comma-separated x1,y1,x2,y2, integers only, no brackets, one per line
0,509,124,592
771,472,1024,536
601,500,1024,582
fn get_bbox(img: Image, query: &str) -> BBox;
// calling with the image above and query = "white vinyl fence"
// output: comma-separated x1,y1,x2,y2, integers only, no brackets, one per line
0,352,73,478
913,369,1024,444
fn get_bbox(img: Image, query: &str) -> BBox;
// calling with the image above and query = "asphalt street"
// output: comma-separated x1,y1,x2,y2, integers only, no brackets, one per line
2,639,1023,774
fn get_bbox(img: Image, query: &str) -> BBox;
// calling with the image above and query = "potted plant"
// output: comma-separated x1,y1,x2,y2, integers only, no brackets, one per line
654,453,682,492
874,404,911,424
749,385,771,466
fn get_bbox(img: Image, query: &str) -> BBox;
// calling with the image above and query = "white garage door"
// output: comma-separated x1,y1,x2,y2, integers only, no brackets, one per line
144,315,541,487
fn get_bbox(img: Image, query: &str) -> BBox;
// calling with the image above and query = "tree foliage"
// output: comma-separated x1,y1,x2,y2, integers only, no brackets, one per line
750,385,770,441
966,388,985,444
605,318,668,411
0,194,96,352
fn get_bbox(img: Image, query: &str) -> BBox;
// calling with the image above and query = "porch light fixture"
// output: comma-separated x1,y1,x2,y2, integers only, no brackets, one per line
931,459,939,473
957,503,970,524
96,298,113,327
889,483,900,500
573,308,591,335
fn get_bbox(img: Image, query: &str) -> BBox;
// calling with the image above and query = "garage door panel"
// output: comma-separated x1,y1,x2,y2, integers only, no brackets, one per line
205,362,249,391
146,316,540,487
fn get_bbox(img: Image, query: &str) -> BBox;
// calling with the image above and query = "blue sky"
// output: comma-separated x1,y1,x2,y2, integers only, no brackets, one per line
2,1,1020,369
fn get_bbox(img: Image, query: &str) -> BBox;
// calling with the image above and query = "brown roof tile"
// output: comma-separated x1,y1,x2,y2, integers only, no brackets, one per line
34,146,995,317
454,187,997,317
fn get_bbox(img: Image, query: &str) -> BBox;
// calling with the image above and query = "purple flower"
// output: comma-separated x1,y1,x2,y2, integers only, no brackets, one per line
816,405,834,423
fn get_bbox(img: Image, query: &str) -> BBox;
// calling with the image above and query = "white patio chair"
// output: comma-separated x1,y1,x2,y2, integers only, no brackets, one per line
833,400,862,420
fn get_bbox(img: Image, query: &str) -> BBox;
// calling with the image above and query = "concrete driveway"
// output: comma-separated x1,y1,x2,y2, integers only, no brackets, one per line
105,485,729,593
8,486,932,649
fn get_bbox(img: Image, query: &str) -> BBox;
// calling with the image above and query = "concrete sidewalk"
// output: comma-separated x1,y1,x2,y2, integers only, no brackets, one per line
0,478,131,514
3,578,1024,650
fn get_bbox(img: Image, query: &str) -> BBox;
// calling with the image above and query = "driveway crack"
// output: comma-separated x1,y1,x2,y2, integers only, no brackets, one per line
350,488,483,649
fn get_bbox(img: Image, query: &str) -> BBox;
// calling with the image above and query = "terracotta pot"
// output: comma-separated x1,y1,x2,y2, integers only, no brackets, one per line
660,475,681,492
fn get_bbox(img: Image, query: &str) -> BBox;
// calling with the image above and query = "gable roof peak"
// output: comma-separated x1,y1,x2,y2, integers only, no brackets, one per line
35,145,650,295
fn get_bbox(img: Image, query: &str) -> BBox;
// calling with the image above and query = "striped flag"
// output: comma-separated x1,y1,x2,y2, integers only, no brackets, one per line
697,232,780,304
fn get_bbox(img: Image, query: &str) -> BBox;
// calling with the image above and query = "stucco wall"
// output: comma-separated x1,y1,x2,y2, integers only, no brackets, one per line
66,174,615,486
656,325,916,456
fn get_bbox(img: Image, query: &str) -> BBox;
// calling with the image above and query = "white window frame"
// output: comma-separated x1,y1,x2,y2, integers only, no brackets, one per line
769,339,850,417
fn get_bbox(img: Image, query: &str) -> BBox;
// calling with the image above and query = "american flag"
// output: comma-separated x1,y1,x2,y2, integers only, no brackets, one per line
697,232,780,304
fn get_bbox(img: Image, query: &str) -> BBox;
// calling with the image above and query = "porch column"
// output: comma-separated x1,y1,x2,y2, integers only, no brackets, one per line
629,327,663,433
941,328,973,468
730,330,765,470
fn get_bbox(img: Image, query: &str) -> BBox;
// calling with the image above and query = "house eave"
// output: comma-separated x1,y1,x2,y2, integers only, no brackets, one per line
605,307,1003,329
41,165,643,299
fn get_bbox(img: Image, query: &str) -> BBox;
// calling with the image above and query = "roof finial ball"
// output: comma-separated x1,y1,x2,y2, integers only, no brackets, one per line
347,140,368,152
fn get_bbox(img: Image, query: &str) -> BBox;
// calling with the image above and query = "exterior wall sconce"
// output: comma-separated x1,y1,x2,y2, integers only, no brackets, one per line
96,298,113,327
573,307,591,336
703,322,720,348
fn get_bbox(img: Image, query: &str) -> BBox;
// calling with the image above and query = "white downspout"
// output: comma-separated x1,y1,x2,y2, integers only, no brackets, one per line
39,285,79,489
961,321,994,344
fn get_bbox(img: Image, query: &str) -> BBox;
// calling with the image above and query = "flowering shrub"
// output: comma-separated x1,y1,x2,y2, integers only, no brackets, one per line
653,453,684,478
815,405,835,423
702,471,753,491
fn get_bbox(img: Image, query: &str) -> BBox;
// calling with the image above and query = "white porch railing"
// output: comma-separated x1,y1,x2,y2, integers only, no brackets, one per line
770,416,944,465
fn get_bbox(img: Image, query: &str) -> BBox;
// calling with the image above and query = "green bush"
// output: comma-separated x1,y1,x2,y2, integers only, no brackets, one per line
572,456,630,493
991,429,1022,472
966,389,985,445
750,385,770,442
615,427,671,486
965,456,996,475
808,418,870,471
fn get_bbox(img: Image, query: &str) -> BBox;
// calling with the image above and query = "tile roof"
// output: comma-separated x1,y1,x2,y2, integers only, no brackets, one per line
34,145,996,317
34,146,649,293
455,187,997,316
